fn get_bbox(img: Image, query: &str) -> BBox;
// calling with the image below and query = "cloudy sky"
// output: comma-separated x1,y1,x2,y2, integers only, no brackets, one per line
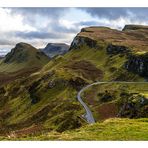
0,7,148,56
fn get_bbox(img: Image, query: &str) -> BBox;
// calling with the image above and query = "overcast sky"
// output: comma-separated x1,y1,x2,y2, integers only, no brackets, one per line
0,7,148,55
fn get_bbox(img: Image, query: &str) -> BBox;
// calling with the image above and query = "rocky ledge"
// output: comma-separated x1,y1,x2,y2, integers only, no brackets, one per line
125,53,148,77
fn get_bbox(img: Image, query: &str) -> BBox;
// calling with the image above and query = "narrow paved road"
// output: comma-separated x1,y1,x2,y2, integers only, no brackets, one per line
77,81,148,124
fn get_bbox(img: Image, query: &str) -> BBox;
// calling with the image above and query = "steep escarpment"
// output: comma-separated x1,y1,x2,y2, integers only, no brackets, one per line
70,25,148,79
106,44,131,55
70,36,99,50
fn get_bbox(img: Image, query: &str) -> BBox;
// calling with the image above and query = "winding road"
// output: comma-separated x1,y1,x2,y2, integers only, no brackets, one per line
77,81,148,124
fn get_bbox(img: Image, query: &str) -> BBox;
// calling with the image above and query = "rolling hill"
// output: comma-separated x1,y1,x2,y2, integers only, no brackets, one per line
0,42,49,73
0,42,49,85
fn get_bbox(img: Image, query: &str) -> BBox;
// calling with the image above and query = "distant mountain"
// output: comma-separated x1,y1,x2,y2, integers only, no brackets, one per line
0,56,4,59
42,43,69,58
0,49,8,57
0,42,49,73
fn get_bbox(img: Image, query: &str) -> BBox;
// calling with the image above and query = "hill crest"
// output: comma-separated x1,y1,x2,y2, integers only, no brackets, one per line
0,42,49,73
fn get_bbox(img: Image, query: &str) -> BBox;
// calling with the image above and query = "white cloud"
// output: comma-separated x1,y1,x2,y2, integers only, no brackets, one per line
0,8,36,32
59,19,75,29
95,17,148,30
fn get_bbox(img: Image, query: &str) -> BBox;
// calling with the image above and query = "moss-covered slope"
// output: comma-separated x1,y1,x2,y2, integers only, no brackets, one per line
0,25,148,140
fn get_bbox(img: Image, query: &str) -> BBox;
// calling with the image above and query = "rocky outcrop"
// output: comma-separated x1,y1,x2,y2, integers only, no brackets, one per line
106,44,130,54
123,25,148,31
118,93,148,118
69,77,88,91
125,53,148,77
70,36,98,50
28,80,41,104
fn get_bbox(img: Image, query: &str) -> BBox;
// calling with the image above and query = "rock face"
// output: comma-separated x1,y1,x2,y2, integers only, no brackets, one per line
42,43,69,58
118,93,148,118
122,25,148,31
106,44,130,54
70,36,98,50
125,54,148,77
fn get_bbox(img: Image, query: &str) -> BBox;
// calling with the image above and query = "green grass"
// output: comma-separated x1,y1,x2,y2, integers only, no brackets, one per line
59,118,148,141
1,118,148,140
82,83,148,121
44,45,143,82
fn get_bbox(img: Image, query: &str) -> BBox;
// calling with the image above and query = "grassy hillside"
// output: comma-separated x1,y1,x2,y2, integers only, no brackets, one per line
0,118,148,140
82,83,148,121
54,118,148,141
0,25,148,140
0,43,49,86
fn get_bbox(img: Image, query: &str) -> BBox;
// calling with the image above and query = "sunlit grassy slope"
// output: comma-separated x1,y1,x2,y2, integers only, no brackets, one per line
1,118,147,140
42,45,144,82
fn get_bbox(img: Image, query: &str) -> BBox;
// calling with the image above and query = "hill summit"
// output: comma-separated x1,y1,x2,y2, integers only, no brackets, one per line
4,42,48,63
0,42,49,73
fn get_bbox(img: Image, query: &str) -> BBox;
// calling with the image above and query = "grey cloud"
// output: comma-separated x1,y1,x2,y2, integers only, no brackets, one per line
15,31,67,39
0,39,14,46
74,21,100,26
9,8,68,26
81,8,148,20
50,22,78,34
8,8,75,36
9,8,67,17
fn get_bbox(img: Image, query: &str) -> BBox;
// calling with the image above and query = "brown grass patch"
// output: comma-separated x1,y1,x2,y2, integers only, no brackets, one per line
97,102,118,120
84,89,98,105
0,67,40,86
65,60,103,81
